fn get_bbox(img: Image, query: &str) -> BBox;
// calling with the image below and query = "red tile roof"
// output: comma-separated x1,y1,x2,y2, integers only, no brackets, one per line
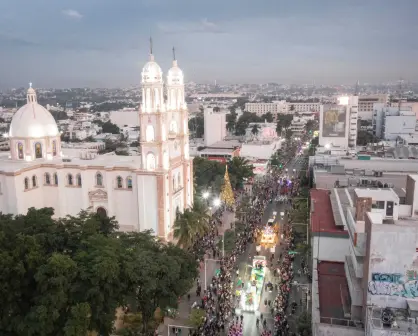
317,261,349,320
310,189,348,235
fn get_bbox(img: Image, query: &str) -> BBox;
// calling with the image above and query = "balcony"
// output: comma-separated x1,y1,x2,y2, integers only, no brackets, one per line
344,255,363,307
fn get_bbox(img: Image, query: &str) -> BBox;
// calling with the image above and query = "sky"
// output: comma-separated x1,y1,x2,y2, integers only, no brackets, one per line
0,0,417,88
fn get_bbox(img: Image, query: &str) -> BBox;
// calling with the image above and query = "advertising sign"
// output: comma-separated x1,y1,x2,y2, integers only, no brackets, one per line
322,107,347,137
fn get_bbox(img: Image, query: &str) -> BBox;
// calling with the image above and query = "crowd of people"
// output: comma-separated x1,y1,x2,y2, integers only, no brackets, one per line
180,143,308,336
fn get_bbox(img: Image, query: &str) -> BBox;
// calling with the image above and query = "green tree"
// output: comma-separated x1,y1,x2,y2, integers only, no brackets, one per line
264,112,274,122
227,157,254,190
189,308,205,328
251,124,260,136
102,121,121,134
297,312,312,336
276,114,293,135
173,202,209,250
0,209,197,336
188,115,204,138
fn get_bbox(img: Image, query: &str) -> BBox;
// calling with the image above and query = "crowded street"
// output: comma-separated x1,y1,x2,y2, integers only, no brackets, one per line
165,140,310,336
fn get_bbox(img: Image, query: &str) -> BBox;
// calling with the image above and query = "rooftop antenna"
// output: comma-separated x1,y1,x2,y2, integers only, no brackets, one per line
354,80,359,96
398,77,403,111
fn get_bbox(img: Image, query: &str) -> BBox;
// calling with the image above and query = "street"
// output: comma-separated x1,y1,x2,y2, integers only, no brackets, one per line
164,147,310,336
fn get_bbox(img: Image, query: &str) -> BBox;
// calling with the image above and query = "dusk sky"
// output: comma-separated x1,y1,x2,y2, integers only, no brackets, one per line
0,0,417,88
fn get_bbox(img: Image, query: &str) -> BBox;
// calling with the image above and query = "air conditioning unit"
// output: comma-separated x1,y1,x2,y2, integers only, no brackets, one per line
408,317,415,323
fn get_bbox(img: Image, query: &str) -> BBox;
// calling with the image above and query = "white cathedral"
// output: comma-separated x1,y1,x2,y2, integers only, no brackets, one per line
0,51,193,240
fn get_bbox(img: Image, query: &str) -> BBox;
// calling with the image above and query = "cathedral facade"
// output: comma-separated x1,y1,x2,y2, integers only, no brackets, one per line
0,52,193,240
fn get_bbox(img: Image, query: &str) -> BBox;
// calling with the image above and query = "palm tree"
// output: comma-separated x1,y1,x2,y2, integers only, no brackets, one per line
251,124,260,136
173,201,210,249
173,209,198,249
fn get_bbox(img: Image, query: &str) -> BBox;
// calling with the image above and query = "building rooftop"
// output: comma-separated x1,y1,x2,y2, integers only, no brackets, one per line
310,189,348,235
317,261,350,320
367,306,418,335
314,169,408,190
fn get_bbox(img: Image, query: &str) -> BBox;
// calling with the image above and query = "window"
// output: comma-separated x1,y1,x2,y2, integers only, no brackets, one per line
173,177,176,190
116,176,123,188
24,177,29,190
34,142,42,159
17,142,24,159
127,177,132,189
54,173,58,185
76,174,82,187
96,207,107,217
32,175,37,188
372,200,385,209
45,173,51,185
146,125,155,142
177,174,181,187
52,140,57,156
67,174,73,186
146,153,156,171
96,172,103,186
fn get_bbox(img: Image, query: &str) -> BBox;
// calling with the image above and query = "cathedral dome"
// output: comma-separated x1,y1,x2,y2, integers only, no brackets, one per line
9,85,59,138
167,60,184,85
141,54,163,83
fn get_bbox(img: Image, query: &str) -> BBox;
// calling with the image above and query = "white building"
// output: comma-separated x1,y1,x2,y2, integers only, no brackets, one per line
372,103,417,140
109,109,139,128
245,101,288,118
0,52,193,241
288,102,321,113
358,94,389,120
319,96,358,149
203,108,227,146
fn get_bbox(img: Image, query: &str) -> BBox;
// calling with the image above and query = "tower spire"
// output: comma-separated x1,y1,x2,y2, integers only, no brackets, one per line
172,46,176,61
149,37,154,61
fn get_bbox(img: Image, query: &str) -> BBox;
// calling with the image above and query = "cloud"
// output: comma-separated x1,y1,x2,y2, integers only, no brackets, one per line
157,18,223,35
62,9,83,20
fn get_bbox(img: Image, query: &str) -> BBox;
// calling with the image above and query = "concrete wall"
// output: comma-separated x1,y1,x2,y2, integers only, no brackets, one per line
317,324,365,336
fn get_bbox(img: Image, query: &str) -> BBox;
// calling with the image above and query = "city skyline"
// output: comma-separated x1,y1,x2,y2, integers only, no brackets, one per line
0,0,417,88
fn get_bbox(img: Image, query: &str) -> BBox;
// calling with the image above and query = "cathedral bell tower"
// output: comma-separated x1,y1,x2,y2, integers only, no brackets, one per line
139,39,170,171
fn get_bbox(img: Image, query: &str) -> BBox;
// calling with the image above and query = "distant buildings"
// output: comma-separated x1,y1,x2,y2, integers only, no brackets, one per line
358,94,389,120
244,101,321,119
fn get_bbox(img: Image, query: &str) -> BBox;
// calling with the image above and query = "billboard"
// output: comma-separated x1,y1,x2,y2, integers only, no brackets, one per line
322,107,347,137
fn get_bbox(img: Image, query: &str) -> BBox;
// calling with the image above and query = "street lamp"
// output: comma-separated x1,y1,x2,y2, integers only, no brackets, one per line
202,191,209,199
213,198,221,207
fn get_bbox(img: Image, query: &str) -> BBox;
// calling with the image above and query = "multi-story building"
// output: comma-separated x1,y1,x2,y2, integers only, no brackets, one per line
245,101,288,118
358,94,389,120
372,103,417,140
319,96,358,148
310,175,418,336
203,108,227,146
288,102,321,113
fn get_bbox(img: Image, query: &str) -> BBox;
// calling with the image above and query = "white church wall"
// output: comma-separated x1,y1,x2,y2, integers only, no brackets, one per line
136,174,158,234
0,175,18,214
107,170,139,231
17,169,45,214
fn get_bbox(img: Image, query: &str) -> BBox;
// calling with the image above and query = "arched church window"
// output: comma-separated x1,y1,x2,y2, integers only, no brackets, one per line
34,142,42,159
32,175,37,188
67,174,73,186
54,173,58,185
116,176,123,189
45,173,51,185
96,172,103,186
146,153,156,171
17,142,24,160
178,173,181,187
146,125,155,142
173,177,176,190
76,174,82,187
24,177,29,190
96,207,107,218
170,120,178,134
126,177,133,189
52,140,57,156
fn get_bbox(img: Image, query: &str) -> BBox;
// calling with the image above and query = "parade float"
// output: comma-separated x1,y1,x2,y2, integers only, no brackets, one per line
239,256,267,311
